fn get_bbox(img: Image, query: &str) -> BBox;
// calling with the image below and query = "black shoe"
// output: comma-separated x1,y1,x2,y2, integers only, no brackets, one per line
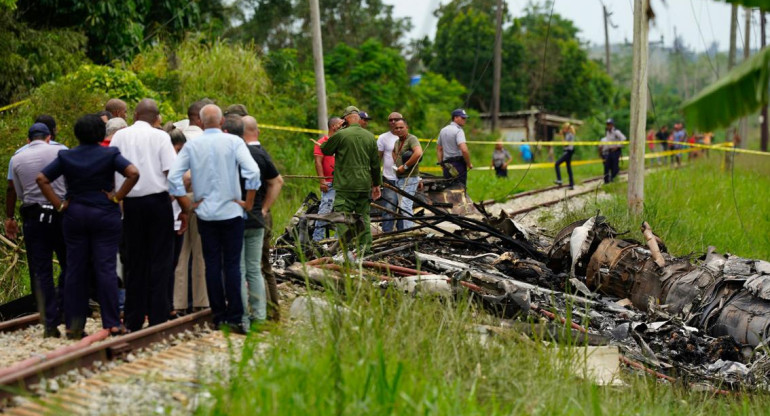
217,322,248,335
43,327,61,338
568,186,574,190
65,329,87,340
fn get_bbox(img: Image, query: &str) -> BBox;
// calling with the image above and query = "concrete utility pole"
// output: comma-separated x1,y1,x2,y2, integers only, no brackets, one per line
740,7,752,148
628,0,649,216
491,0,503,132
729,5,738,69
309,0,328,132
762,10,768,152
603,5,612,74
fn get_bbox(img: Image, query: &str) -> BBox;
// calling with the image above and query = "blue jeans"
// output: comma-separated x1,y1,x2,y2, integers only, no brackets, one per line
241,227,266,325
380,179,399,233
382,177,420,231
312,184,336,241
197,217,245,326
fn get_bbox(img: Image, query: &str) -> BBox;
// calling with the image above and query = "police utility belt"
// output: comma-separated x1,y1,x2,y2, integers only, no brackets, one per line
442,156,465,163
20,203,59,224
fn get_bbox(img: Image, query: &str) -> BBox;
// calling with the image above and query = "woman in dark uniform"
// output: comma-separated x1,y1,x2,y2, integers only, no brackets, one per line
37,114,140,339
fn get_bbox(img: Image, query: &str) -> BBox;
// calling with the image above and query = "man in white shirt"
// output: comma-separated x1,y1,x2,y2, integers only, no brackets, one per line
110,98,178,332
377,112,402,233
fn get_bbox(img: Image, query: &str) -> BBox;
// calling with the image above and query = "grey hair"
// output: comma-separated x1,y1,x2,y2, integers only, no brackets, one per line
200,104,223,128
105,117,127,137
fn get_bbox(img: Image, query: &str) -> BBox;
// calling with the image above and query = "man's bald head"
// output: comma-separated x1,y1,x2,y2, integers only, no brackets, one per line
105,98,127,119
200,104,223,129
134,99,159,124
242,116,259,143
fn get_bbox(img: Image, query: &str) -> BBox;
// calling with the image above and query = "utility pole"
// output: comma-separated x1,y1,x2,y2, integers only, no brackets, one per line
762,10,768,152
491,0,503,132
603,4,611,74
628,0,649,216
729,5,738,69
309,0,328,132
740,7,751,149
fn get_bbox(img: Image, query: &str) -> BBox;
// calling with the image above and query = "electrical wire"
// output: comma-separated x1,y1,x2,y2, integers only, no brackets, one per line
506,0,556,197
689,0,719,78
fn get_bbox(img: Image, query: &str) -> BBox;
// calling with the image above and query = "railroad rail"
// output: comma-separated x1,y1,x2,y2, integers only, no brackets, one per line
0,308,213,404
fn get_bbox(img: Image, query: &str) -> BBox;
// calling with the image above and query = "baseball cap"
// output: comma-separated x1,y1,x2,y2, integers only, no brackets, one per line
606,118,614,124
451,109,468,119
359,111,372,120
341,106,360,118
28,122,51,139
224,104,249,117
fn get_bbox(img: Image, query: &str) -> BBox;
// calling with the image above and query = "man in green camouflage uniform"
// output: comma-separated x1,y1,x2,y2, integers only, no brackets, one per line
321,106,382,254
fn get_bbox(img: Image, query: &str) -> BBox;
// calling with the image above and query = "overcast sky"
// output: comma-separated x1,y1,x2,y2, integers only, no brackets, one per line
388,0,762,53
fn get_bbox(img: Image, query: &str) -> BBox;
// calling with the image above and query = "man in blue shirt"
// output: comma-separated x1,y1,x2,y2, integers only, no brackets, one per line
168,104,261,333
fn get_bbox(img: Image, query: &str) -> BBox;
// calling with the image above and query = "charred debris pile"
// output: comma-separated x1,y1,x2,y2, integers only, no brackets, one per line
274,180,770,391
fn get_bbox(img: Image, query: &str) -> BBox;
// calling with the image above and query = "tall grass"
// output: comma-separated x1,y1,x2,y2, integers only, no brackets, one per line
552,154,770,260
201,280,767,415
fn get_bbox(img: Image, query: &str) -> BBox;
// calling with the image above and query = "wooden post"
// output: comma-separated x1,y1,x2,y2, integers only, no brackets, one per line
491,0,503,132
309,0,328,132
740,7,751,149
762,10,768,152
725,4,738,170
627,0,649,215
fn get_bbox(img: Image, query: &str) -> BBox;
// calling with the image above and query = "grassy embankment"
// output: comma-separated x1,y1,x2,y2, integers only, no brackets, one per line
199,152,770,414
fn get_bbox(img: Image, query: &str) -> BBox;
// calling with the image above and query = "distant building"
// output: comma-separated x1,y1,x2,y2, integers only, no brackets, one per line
479,108,583,143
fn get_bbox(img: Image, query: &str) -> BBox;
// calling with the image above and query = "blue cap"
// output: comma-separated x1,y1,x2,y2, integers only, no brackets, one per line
28,122,51,139
451,109,468,119
606,118,614,124
359,111,372,120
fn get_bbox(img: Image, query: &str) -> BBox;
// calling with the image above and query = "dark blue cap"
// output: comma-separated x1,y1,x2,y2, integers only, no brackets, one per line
606,118,614,124
451,109,468,119
359,111,372,120
28,122,51,139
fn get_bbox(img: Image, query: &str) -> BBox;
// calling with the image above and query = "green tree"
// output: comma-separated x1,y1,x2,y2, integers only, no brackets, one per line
14,0,230,63
423,0,526,112
232,0,412,55
0,8,87,104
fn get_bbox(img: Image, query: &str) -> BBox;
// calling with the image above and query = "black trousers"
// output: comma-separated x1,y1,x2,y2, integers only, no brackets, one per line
122,192,174,331
554,149,574,186
20,204,66,329
604,149,621,183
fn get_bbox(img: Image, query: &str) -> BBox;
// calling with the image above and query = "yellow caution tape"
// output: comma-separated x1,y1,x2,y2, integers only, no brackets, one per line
0,99,30,113
420,148,698,173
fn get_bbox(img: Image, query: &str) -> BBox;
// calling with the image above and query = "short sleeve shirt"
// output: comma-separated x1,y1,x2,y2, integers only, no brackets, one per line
377,131,399,181
492,148,511,168
10,141,67,206
437,122,467,160
41,145,132,211
242,143,280,229
313,136,335,182
110,120,176,197
394,134,421,178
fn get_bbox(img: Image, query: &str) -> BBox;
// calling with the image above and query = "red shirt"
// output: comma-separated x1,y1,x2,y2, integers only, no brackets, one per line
313,136,335,183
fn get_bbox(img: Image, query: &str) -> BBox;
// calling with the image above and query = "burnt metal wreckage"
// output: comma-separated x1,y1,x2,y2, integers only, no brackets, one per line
273,174,770,391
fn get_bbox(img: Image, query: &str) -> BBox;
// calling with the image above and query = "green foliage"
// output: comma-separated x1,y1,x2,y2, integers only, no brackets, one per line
426,2,526,112
232,0,412,54
14,0,231,63
0,9,87,104
325,39,409,123
404,72,467,138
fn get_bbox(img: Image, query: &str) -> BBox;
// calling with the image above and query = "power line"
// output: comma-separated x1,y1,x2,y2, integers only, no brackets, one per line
689,0,719,78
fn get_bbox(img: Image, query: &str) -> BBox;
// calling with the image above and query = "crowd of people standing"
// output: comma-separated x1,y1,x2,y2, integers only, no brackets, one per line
6,98,284,338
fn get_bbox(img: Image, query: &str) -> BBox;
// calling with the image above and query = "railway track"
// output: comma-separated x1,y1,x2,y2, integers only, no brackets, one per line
0,309,216,410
